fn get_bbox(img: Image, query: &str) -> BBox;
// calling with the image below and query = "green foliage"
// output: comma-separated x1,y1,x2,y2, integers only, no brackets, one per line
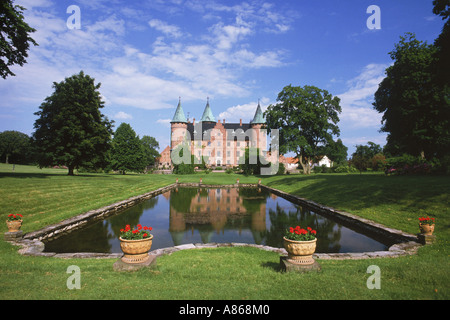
140,135,159,167
265,84,341,174
332,164,358,173
277,162,285,175
384,154,432,175
238,147,269,175
110,123,146,174
319,138,348,165
350,142,384,173
373,33,450,160
0,0,38,78
171,143,206,174
32,71,113,175
0,130,34,164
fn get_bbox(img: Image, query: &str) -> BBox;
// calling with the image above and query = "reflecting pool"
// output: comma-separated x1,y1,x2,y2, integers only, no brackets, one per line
43,187,390,253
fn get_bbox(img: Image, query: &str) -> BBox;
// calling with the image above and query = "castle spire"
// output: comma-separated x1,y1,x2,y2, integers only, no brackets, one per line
251,100,266,125
200,97,216,123
171,97,187,123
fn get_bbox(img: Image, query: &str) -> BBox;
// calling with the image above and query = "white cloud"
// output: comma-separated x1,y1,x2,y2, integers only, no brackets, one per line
337,63,389,128
1,0,294,123
114,111,133,120
149,19,184,38
218,97,271,123
157,119,172,127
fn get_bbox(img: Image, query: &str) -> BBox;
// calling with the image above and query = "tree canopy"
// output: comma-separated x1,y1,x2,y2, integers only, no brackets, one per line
264,84,341,174
0,0,38,78
110,123,146,174
0,130,33,164
32,71,114,175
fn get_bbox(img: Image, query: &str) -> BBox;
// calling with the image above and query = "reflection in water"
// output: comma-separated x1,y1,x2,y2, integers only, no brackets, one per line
44,187,389,254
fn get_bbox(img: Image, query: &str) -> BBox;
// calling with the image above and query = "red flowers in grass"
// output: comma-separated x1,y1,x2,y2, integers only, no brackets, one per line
120,224,153,240
419,217,435,225
285,225,317,241
7,214,23,221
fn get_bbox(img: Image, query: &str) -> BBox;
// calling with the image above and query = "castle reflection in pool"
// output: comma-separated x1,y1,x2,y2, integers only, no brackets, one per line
44,187,390,254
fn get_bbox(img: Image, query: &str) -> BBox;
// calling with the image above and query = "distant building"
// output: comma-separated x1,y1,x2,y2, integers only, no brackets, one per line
315,155,333,168
167,98,268,167
156,146,171,168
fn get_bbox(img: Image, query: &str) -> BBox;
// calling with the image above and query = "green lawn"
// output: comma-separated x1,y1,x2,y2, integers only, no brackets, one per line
0,164,448,300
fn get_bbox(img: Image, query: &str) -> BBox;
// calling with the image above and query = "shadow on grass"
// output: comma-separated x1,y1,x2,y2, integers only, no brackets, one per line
0,171,115,179
261,261,283,272
265,173,450,215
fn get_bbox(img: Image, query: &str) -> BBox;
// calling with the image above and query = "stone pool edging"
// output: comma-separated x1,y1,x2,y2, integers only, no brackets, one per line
11,182,422,260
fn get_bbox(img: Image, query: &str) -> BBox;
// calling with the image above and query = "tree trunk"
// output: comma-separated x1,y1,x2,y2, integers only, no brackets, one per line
298,153,311,175
68,166,74,176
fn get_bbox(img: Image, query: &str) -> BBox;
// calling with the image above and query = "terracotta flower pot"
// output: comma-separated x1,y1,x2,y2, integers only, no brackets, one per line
283,237,317,265
6,220,22,232
119,235,153,264
419,223,435,235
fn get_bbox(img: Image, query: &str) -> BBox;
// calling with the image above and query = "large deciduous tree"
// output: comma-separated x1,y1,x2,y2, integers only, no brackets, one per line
33,71,114,175
0,130,32,164
0,0,38,79
264,85,341,174
373,33,449,159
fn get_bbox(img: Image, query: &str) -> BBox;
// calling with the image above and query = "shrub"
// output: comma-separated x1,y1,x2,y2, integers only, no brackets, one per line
385,154,432,175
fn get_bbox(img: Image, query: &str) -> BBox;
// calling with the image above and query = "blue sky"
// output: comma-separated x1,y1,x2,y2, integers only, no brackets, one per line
0,0,445,157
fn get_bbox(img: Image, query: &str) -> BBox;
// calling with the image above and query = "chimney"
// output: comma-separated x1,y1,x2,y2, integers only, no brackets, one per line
218,119,221,123
240,119,242,126
223,119,225,124
193,118,195,125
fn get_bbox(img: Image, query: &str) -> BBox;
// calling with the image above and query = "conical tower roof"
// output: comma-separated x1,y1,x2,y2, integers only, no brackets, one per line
251,101,266,125
200,97,216,123
171,98,187,123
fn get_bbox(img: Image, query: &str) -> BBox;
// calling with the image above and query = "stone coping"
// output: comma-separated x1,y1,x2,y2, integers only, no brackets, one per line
10,239,421,260
10,182,422,260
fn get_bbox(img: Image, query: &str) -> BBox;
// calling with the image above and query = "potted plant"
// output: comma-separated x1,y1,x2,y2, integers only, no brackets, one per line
119,224,153,264
419,217,435,235
6,214,23,232
283,225,317,265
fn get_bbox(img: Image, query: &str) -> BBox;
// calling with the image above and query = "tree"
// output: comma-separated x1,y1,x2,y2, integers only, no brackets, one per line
0,0,38,79
0,130,32,164
110,123,146,174
350,142,383,173
264,85,341,174
33,71,114,175
373,33,450,160
140,135,160,167
319,138,348,165
432,0,450,86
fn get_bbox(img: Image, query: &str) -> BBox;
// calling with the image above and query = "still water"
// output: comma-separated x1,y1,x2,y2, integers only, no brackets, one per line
44,187,390,254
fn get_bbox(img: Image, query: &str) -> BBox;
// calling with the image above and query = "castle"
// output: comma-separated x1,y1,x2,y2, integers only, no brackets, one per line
159,98,268,168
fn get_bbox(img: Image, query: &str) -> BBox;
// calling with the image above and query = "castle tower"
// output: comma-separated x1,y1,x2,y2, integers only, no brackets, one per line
170,98,188,151
250,101,267,152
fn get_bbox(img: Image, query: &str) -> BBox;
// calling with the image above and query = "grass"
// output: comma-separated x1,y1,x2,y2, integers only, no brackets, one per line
0,163,449,300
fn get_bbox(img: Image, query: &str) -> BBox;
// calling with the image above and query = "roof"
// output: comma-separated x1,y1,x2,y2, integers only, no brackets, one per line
171,99,187,123
200,98,216,123
187,122,251,141
250,102,266,125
